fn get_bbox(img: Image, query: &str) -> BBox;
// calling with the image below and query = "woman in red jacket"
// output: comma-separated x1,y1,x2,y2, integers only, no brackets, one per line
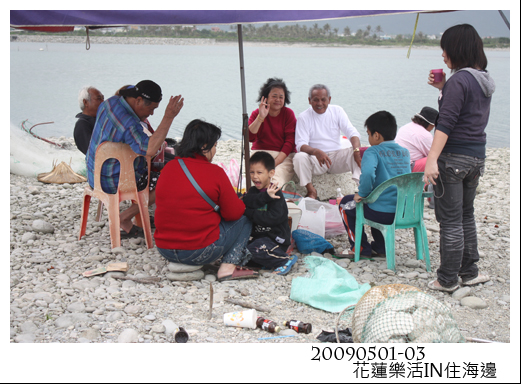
154,119,258,281
248,78,297,186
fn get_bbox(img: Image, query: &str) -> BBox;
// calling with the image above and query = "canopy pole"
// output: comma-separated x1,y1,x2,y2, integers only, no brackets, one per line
498,10,510,30
238,24,251,189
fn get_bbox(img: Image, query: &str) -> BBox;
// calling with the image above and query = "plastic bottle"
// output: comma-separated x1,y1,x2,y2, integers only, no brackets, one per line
283,320,312,334
256,317,281,333
341,200,357,210
336,188,343,204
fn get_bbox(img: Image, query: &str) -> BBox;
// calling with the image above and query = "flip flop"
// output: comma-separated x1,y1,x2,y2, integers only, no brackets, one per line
273,255,298,275
217,266,259,282
333,250,372,260
120,225,144,239
427,279,459,293
461,273,490,286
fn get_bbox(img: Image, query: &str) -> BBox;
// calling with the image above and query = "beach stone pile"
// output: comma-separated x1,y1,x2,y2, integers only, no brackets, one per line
10,140,510,343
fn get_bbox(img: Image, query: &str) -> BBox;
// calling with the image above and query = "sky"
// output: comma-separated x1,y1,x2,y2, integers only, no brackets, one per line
201,10,511,38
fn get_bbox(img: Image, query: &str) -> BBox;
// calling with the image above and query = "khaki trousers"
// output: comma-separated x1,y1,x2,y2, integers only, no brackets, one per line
293,148,361,187
250,150,295,187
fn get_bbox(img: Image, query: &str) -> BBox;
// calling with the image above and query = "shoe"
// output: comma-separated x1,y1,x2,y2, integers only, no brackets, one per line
427,279,459,293
217,266,259,282
120,225,144,239
462,273,490,286
273,255,298,275
371,249,386,258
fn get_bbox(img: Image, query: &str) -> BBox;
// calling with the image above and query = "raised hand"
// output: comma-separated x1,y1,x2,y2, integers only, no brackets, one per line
267,181,281,199
258,96,270,119
164,95,184,119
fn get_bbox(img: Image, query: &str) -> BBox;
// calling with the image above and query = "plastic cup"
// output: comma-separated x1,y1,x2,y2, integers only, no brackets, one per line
432,69,443,83
223,309,257,329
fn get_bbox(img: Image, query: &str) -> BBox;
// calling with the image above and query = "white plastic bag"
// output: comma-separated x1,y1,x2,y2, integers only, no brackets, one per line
297,198,326,238
298,198,345,238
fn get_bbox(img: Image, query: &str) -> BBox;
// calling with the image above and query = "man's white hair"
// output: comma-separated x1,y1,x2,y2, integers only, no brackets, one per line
78,86,95,111
308,84,331,99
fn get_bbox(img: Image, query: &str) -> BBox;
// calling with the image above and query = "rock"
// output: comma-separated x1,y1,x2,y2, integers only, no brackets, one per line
204,274,217,282
452,287,472,300
166,270,204,281
21,232,37,243
31,219,54,233
404,259,421,268
499,295,510,302
162,320,179,335
80,329,100,340
21,321,38,334
55,313,91,328
144,314,156,321
124,305,142,315
67,302,86,313
151,324,166,333
167,263,204,273
15,334,36,343
111,247,125,254
404,271,419,279
34,292,53,304
118,328,139,343
335,260,349,268
106,312,123,322
460,296,488,309
122,280,136,290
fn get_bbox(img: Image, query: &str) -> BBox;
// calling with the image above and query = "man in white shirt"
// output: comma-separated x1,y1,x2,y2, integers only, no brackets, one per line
294,84,362,199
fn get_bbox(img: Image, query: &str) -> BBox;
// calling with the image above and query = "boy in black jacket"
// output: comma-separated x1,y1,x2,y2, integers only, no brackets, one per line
243,151,297,275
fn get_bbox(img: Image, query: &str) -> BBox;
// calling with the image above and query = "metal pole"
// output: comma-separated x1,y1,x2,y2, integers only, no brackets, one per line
237,24,251,189
498,10,510,30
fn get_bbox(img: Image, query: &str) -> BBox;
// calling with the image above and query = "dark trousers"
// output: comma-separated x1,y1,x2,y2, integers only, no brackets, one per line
434,153,485,287
339,194,395,256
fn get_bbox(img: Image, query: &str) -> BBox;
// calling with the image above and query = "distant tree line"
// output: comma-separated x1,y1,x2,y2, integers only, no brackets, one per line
11,23,510,48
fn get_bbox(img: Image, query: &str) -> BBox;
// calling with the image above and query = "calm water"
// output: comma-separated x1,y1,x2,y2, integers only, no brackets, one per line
10,42,510,147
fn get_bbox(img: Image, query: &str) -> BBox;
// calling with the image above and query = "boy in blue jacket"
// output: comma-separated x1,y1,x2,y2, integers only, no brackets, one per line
339,111,410,258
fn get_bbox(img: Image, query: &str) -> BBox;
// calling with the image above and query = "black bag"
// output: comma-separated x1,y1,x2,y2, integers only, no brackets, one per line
246,237,290,269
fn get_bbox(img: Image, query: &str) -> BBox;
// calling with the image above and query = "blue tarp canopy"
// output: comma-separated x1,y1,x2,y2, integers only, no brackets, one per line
11,10,431,28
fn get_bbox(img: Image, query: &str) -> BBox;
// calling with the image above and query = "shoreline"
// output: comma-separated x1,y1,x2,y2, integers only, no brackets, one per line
10,34,510,51
10,137,511,345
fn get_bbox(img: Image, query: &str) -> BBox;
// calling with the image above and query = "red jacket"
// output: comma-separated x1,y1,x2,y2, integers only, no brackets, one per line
248,106,296,156
154,154,245,250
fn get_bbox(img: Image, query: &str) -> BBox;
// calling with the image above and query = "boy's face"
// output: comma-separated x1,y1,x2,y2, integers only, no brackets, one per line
366,128,383,146
250,162,275,190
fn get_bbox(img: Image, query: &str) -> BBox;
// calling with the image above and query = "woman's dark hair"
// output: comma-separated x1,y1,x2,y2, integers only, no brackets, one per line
365,111,397,141
440,24,488,72
411,116,430,129
176,119,221,158
256,77,291,105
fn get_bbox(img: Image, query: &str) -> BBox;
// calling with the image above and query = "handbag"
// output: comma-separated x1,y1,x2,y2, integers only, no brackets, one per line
178,159,220,212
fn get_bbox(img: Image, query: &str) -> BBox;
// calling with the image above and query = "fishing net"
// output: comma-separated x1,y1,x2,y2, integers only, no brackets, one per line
336,284,465,343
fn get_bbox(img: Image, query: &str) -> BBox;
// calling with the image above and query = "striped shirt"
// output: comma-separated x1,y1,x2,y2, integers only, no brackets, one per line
86,95,150,194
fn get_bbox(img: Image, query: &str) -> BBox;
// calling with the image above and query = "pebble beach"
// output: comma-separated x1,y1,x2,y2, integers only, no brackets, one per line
9,138,512,346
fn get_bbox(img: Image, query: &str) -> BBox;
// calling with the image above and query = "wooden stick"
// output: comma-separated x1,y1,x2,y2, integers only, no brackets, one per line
209,283,214,320
225,298,270,314
112,275,161,284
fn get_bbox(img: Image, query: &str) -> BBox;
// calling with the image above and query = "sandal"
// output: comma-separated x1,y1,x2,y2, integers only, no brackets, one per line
217,266,259,282
120,225,144,239
462,273,490,286
273,255,298,275
333,250,372,260
427,279,459,293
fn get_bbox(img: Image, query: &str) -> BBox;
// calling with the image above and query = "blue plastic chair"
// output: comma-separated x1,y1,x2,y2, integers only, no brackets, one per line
354,172,431,271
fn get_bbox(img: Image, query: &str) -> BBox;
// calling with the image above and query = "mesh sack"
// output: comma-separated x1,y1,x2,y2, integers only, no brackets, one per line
337,284,465,343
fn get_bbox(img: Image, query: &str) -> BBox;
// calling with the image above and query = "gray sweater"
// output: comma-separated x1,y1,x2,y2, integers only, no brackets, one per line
436,68,496,158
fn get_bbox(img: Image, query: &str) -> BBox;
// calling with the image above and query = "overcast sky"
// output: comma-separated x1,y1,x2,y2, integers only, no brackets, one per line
203,10,511,38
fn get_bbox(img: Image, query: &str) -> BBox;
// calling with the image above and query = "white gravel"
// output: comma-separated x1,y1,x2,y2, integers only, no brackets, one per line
10,139,511,346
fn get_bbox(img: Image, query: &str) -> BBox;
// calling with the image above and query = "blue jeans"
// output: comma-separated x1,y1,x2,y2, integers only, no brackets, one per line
157,215,253,266
339,194,395,256
434,153,485,287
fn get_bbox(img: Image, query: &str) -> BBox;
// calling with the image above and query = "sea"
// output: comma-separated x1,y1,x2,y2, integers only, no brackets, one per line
10,41,510,147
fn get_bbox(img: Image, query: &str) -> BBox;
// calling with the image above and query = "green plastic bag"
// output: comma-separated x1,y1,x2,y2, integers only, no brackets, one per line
290,256,371,313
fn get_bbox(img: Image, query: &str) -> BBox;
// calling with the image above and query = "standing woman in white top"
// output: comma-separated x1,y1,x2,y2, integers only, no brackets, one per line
395,106,438,172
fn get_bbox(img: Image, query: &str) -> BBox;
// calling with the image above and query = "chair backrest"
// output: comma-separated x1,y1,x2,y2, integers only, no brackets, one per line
93,141,150,194
363,173,425,227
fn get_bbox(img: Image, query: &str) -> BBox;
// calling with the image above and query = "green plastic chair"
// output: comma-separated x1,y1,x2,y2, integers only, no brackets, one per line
354,172,431,271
